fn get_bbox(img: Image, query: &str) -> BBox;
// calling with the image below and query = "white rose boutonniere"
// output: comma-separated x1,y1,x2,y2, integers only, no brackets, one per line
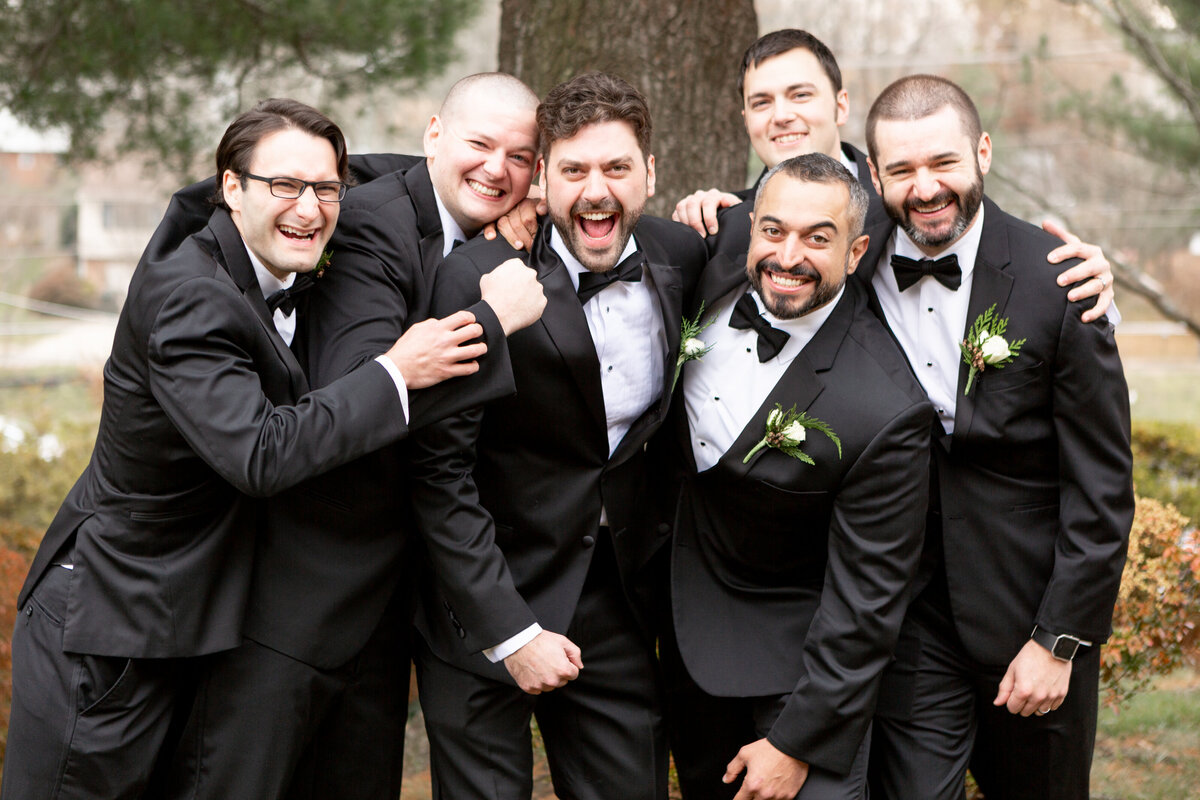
743,403,841,465
960,304,1025,395
672,303,716,393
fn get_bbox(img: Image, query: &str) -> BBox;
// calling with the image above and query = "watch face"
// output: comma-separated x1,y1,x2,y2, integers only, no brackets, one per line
1052,636,1078,660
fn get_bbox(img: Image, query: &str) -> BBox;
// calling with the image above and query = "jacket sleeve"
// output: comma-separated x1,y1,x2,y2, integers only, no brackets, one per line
768,400,932,774
1037,302,1134,642
147,275,409,498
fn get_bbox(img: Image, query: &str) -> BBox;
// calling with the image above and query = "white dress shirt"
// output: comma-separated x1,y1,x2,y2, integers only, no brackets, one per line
683,285,843,471
433,189,469,257
869,207,986,434
485,228,666,663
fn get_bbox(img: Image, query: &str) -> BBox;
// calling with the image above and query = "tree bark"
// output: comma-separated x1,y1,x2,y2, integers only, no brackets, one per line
498,0,759,217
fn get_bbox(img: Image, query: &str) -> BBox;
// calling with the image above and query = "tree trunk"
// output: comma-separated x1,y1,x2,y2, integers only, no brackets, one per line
498,0,759,217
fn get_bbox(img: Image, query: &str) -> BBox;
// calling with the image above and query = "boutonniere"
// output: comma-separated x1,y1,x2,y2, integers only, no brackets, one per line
960,304,1025,396
314,249,333,279
672,303,716,393
743,403,842,465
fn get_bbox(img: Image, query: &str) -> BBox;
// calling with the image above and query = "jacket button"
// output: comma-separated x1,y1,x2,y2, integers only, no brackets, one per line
657,523,671,535
582,535,595,548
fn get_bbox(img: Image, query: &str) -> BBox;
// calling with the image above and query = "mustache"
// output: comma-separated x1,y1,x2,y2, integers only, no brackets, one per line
905,191,956,212
571,198,622,215
755,258,819,281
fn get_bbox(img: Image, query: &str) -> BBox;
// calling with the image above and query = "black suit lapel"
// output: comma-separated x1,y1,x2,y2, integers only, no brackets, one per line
953,199,1015,445
609,242,684,466
209,209,310,397
529,223,608,432
405,162,447,289
695,252,749,312
720,281,854,474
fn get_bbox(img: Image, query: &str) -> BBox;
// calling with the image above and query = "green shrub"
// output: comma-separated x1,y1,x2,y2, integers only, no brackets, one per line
1102,496,1199,709
1132,420,1200,525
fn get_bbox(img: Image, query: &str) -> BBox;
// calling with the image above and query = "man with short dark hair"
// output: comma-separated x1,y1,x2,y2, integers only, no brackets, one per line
667,29,1115,322
409,71,707,800
659,152,933,800
1,98,539,800
859,75,1134,800
159,74,547,800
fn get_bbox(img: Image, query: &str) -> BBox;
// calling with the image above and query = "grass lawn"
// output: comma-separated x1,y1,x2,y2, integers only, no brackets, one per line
1091,668,1200,800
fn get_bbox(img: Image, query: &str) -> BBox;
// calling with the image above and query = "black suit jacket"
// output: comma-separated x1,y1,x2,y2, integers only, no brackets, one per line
242,160,515,669
409,216,706,682
664,269,933,775
19,209,410,659
856,197,1134,666
712,142,887,260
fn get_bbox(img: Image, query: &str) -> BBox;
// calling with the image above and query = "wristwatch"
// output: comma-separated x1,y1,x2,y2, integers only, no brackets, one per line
1030,626,1091,662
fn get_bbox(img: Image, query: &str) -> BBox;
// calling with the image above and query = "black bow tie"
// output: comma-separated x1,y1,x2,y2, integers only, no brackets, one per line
728,292,790,362
265,272,316,316
576,250,645,304
890,253,962,292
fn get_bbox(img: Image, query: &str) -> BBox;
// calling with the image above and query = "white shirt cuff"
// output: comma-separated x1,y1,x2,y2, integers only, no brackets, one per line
1107,301,1122,326
373,355,410,424
483,623,543,663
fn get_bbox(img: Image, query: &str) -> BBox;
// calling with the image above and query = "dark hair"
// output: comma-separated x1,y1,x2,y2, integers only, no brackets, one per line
213,98,350,209
737,29,843,100
754,153,869,239
536,72,652,162
865,75,983,165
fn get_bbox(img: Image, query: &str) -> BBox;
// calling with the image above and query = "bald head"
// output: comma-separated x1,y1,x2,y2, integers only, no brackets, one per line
440,73,540,126
424,73,540,235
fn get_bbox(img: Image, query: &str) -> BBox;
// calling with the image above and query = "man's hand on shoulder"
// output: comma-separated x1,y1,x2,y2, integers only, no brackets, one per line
672,188,742,237
503,630,583,695
724,738,810,800
993,638,1072,717
1043,220,1114,323
480,258,546,335
384,310,485,389
483,194,544,251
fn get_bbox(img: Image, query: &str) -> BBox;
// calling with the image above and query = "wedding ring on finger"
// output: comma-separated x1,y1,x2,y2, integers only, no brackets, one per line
1036,707,1051,716
1098,275,1110,289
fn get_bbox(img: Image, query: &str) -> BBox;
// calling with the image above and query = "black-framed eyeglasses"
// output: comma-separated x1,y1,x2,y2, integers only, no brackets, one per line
241,172,347,203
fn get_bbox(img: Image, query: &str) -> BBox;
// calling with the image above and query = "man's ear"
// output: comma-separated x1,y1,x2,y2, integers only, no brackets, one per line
645,154,656,198
423,115,442,159
845,234,870,275
222,170,243,214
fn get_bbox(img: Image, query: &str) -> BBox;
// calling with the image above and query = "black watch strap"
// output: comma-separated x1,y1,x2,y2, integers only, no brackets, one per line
1030,626,1089,662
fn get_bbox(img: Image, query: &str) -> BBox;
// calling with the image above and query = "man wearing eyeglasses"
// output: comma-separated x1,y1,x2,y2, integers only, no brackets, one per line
1,98,545,800
138,74,548,800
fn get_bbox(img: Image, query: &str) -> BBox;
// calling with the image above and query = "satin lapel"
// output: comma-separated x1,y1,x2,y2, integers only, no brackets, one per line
695,252,749,310
406,162,446,289
722,286,855,476
647,255,682,421
609,253,683,466
530,224,607,431
953,200,1014,446
854,225,924,388
209,209,310,396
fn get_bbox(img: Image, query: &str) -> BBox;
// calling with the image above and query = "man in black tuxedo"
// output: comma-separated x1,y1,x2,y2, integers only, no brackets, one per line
857,76,1134,800
1,99,534,800
159,74,547,800
659,154,933,800
667,29,1115,320
408,72,708,800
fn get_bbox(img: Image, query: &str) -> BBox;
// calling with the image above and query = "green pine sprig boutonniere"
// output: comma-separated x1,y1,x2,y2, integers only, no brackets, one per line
959,304,1025,395
743,403,842,465
672,303,716,393
314,249,333,279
